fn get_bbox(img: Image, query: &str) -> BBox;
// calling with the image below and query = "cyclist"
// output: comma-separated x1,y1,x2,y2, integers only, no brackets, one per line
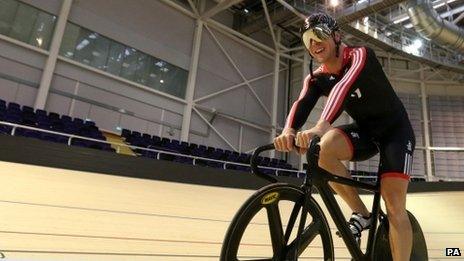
274,12,415,261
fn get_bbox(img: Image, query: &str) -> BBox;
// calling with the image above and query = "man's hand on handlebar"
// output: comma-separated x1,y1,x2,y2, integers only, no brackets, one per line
295,127,324,150
274,128,307,154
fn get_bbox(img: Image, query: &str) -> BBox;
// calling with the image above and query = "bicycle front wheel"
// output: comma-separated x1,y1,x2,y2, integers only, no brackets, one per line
221,183,334,261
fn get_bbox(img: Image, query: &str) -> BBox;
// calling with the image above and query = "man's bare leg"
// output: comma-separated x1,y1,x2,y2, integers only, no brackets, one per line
318,129,370,217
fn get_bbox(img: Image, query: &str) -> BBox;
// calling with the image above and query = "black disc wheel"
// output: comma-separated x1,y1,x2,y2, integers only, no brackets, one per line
373,211,428,261
221,183,334,261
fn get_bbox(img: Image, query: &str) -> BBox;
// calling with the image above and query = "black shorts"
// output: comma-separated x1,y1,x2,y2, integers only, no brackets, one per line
335,123,415,180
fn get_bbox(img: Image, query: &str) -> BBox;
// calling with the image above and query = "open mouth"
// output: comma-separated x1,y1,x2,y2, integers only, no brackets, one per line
314,47,324,54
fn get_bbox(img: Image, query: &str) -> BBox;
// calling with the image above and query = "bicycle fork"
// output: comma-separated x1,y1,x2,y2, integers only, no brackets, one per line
292,185,312,261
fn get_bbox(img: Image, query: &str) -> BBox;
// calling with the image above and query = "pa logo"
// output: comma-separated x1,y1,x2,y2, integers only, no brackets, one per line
446,248,461,256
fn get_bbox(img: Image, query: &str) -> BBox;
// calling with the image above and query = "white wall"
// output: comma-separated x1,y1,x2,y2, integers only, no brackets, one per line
0,0,282,153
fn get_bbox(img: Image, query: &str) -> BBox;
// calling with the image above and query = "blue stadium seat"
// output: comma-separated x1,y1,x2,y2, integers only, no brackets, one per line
151,135,161,145
61,115,72,122
209,148,224,160
73,118,84,127
0,125,12,134
237,153,251,164
15,127,40,139
84,120,96,127
35,109,47,117
48,112,60,120
7,102,20,112
261,157,271,166
0,99,6,110
6,113,21,123
22,106,34,113
121,128,131,138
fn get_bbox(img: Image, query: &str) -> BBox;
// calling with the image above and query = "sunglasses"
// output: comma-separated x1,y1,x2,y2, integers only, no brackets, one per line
302,24,333,50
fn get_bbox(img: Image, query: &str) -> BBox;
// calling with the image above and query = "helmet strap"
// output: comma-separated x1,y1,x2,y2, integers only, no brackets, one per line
333,32,341,58
309,58,314,78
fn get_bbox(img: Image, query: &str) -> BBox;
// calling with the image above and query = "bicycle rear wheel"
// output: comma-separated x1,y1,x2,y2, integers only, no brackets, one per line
220,183,334,261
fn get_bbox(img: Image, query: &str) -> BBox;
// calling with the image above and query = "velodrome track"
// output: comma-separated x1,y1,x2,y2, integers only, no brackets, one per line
0,161,462,260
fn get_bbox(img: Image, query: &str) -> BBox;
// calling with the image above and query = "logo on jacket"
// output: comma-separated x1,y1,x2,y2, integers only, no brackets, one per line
350,88,362,98
350,132,360,139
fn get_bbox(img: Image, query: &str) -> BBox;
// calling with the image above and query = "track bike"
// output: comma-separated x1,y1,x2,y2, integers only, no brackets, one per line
221,136,428,260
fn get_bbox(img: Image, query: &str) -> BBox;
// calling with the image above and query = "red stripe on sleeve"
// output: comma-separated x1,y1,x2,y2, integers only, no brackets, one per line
284,70,319,129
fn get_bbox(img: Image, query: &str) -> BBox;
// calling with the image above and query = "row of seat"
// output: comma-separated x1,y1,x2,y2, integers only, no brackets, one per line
121,128,299,176
0,99,299,176
0,99,113,151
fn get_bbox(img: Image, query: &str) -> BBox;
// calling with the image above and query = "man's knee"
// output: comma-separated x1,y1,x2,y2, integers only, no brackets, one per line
319,129,351,161
383,195,408,225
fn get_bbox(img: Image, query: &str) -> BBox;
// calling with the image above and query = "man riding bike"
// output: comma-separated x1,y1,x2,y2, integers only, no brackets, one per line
274,12,415,261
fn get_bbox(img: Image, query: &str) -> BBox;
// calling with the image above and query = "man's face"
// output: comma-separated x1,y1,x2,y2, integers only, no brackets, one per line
302,27,339,63
308,37,336,63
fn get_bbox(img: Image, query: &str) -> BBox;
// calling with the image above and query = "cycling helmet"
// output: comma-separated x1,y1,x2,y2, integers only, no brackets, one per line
300,12,341,77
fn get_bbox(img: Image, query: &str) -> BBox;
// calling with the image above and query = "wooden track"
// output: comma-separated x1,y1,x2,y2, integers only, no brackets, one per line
0,161,462,260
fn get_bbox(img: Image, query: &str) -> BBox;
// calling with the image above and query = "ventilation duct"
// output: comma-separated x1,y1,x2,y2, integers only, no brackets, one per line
407,0,464,53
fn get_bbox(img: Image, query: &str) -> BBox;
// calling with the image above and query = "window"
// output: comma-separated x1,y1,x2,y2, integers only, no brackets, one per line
120,47,139,81
9,4,38,43
0,0,18,35
60,22,189,99
60,22,80,58
29,12,56,49
0,0,56,49
73,28,110,70
106,42,125,75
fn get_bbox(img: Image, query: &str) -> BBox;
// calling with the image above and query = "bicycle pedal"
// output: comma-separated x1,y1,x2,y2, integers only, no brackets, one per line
335,231,342,237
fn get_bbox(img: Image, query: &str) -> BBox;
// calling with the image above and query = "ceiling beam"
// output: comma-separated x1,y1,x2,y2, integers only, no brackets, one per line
201,0,244,20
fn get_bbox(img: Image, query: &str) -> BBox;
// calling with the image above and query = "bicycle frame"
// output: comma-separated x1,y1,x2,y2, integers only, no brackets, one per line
251,138,385,261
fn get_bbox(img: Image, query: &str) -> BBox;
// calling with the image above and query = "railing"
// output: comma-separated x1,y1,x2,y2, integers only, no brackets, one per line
0,121,439,181
0,121,303,177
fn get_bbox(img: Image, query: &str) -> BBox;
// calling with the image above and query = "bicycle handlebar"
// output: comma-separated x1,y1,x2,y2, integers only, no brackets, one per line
251,136,322,183
251,143,278,183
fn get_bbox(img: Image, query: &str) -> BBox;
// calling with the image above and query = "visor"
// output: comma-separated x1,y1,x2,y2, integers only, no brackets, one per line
302,24,333,49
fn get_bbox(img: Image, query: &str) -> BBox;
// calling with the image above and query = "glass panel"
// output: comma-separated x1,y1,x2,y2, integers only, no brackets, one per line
120,47,139,81
57,22,188,98
106,41,125,75
9,3,38,43
0,0,19,35
29,12,56,49
160,64,188,98
73,27,94,65
89,33,110,70
134,53,152,85
60,22,80,58
146,58,162,90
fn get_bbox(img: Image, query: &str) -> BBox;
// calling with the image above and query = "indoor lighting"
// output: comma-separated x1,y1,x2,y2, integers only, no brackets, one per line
76,39,89,50
404,39,423,55
329,0,339,7
36,37,43,46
